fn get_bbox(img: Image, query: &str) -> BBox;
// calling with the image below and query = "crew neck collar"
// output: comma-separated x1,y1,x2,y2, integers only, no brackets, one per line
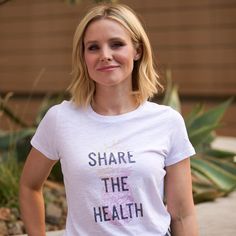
86,101,147,122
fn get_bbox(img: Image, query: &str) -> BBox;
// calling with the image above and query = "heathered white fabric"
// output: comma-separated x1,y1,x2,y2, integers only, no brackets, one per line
31,100,195,236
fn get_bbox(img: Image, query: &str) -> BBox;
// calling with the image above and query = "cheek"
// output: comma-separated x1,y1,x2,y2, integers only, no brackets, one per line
115,52,134,66
84,54,95,70
83,56,93,79
121,54,134,70
84,55,90,69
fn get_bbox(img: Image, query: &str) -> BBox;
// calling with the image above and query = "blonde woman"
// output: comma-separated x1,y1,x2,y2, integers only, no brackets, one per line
20,4,198,236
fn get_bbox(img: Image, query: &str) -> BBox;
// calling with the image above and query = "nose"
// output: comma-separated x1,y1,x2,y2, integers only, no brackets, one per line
100,46,112,62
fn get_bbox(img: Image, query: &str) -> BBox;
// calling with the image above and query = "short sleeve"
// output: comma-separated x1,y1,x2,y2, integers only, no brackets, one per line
31,105,60,160
165,110,195,166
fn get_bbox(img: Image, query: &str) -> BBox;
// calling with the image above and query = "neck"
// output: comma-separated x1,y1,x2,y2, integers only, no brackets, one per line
92,86,138,116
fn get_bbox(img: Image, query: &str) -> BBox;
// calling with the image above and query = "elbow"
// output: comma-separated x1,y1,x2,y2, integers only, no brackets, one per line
168,204,196,223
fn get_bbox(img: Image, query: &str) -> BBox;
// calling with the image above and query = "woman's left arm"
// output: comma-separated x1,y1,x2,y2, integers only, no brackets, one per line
165,158,199,236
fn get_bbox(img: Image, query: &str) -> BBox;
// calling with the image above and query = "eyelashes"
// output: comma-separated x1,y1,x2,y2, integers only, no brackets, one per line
88,45,99,51
87,41,125,51
111,42,125,48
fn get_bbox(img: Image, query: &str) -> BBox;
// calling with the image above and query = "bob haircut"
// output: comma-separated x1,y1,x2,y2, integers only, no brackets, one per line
69,3,163,107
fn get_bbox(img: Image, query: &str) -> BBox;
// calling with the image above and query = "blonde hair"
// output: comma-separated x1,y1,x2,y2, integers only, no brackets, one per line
69,3,163,107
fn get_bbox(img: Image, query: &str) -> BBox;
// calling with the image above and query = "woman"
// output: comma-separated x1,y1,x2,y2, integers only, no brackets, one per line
20,4,198,236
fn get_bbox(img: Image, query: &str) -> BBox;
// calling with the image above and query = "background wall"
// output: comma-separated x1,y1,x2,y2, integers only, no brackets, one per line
0,0,236,135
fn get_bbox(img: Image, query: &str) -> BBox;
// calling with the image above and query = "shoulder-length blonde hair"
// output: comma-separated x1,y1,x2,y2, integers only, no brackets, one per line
68,3,163,107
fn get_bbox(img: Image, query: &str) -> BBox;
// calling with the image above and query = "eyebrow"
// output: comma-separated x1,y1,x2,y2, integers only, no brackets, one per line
84,40,97,47
84,37,125,46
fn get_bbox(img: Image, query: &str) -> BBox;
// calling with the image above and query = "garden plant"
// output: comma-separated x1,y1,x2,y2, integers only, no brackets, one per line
1,71,236,207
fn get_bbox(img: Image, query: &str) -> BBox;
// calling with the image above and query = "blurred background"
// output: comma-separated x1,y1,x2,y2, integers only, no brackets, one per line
0,0,236,136
0,1,236,235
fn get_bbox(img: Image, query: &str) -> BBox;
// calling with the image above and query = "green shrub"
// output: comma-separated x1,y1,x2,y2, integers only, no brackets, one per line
1,71,236,205
161,70,236,203
0,152,22,208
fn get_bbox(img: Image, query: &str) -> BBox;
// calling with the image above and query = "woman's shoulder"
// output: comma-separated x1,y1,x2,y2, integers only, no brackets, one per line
145,101,180,115
144,101,185,124
47,100,76,112
42,100,78,119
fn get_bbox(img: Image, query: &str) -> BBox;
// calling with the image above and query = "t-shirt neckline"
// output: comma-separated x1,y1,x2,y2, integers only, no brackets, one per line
86,101,147,122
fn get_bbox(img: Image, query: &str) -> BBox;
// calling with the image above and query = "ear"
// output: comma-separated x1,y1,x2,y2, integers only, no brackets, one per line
134,45,142,61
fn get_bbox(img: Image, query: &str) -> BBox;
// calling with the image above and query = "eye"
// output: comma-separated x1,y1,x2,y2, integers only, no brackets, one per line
111,41,125,49
87,44,99,51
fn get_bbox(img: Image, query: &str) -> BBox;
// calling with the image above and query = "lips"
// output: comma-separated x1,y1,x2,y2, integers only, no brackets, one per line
97,65,119,72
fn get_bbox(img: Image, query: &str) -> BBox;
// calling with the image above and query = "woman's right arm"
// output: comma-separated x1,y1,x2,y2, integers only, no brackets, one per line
19,147,57,236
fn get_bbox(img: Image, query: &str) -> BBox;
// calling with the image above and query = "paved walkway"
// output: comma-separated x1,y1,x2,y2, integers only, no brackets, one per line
196,136,236,236
212,136,236,153
196,191,236,236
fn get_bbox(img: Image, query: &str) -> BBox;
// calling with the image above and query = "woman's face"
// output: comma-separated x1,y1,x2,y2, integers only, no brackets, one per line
83,18,139,90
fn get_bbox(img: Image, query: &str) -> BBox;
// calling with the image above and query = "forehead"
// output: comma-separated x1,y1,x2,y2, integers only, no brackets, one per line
83,18,131,42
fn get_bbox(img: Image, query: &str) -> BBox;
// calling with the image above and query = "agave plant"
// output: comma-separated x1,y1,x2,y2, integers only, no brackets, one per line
1,71,236,205
162,70,236,203
0,94,65,207
0,94,65,161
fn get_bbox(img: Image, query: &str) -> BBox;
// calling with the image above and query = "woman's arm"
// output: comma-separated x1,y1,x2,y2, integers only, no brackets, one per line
19,148,57,236
165,158,199,236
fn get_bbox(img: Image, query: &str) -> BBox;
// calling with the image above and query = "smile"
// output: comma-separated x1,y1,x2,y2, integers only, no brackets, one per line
97,65,119,72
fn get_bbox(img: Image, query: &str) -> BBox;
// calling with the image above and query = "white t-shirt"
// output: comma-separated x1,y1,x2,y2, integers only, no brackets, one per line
31,100,195,236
